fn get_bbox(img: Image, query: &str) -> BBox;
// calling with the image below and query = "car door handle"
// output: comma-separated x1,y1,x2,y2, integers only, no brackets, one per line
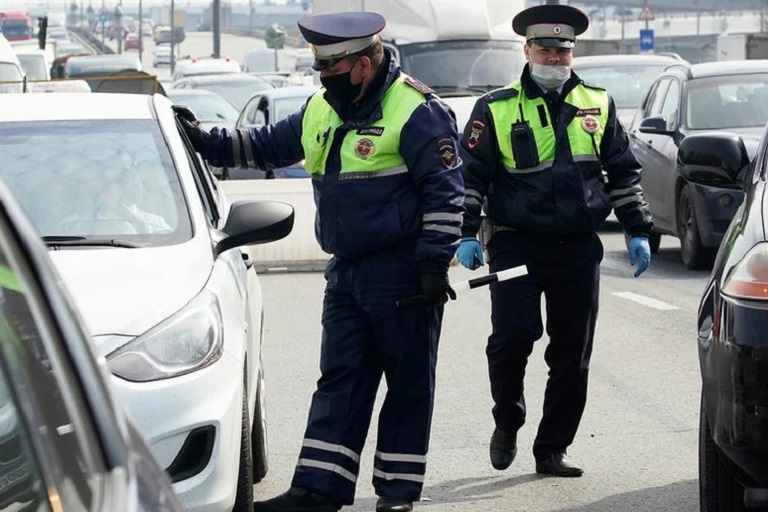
242,252,254,269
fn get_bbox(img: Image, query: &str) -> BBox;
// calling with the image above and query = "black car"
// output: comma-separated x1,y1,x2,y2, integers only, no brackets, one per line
679,132,768,510
629,60,768,269
0,180,184,511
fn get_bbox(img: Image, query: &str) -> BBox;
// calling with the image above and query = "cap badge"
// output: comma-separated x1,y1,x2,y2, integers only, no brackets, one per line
553,25,562,35
355,138,375,159
582,115,600,134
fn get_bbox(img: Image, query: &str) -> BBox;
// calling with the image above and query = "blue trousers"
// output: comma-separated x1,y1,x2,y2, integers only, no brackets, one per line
292,243,443,505
486,230,602,461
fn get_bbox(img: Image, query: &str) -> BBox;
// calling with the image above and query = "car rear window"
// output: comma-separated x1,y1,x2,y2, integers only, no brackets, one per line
0,119,192,246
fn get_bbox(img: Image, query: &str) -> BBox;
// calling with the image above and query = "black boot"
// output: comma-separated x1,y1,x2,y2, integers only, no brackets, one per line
489,427,517,470
253,486,342,512
535,453,584,477
376,497,413,512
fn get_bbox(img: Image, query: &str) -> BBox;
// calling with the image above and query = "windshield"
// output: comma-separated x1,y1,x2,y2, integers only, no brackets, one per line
1,20,30,38
201,81,274,111
686,73,768,129
397,40,526,95
0,63,22,81
0,120,192,245
17,54,46,80
169,92,239,123
573,63,669,109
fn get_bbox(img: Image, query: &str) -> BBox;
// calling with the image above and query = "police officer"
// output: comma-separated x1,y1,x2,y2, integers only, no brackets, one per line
455,5,653,477
177,11,464,512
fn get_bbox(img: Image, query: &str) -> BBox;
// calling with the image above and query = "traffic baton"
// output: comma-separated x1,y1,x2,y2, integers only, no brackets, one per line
395,265,528,309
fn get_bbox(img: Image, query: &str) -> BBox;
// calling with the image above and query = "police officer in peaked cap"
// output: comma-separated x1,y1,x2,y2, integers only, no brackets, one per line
454,3,653,477
175,10,464,512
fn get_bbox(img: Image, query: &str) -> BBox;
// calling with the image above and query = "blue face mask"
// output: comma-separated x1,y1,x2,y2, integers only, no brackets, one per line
321,71,364,106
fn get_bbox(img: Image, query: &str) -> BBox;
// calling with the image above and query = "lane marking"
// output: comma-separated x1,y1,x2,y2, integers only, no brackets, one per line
612,291,679,311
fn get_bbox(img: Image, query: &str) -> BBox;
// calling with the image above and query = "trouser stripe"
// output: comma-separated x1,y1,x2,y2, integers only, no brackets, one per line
303,438,361,463
375,450,427,464
297,458,357,483
373,468,425,483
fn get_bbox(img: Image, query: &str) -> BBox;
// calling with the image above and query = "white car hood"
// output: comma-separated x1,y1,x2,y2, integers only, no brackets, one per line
443,96,480,135
49,244,211,338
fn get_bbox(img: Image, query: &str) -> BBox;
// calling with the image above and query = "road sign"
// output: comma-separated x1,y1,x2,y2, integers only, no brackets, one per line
639,28,654,52
638,4,655,22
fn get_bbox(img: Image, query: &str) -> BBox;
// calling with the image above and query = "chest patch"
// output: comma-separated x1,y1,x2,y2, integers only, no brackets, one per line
576,108,602,117
357,126,385,136
355,138,375,159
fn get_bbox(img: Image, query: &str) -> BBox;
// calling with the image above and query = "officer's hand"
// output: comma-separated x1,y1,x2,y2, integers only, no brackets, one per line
177,115,210,152
456,237,484,270
421,272,457,307
172,104,199,124
628,236,651,277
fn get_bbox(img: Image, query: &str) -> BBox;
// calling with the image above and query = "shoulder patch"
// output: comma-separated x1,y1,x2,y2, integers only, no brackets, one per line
580,80,606,91
403,75,435,95
485,88,519,103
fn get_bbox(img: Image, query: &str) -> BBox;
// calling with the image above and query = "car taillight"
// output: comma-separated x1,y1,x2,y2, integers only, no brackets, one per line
722,243,768,300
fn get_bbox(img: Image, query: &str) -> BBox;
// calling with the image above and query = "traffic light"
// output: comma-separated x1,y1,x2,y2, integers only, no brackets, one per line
265,23,286,50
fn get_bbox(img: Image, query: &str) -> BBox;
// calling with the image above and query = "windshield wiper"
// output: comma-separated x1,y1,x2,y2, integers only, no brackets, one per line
43,236,142,248
465,85,505,93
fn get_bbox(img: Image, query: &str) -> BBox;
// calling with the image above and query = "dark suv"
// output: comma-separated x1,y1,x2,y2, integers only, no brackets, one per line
629,60,768,269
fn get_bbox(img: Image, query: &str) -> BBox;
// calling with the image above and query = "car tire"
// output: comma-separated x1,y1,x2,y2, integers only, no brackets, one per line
232,383,254,512
251,365,269,483
699,392,747,512
678,185,715,270
648,231,661,254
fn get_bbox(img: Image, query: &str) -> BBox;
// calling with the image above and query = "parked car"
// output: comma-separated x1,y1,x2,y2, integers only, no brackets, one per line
679,131,768,511
572,53,684,126
226,85,318,179
0,92,295,512
0,179,185,511
628,60,768,269
153,42,173,67
170,72,274,111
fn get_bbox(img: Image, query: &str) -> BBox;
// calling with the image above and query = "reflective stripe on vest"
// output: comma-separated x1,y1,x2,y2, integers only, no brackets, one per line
488,82,609,173
300,76,427,178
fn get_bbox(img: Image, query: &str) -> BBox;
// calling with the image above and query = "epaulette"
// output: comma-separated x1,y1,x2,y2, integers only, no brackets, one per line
485,88,519,103
403,75,435,95
580,80,606,91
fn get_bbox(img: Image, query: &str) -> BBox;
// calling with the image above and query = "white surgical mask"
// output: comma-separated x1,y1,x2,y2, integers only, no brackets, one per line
529,62,571,90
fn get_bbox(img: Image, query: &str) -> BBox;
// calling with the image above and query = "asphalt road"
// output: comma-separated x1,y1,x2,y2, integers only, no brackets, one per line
255,224,708,512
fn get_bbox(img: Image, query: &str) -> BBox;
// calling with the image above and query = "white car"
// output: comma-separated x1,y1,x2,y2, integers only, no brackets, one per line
0,92,295,512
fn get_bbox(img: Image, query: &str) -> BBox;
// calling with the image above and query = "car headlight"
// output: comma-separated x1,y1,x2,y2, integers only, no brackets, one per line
107,290,223,382
722,242,768,300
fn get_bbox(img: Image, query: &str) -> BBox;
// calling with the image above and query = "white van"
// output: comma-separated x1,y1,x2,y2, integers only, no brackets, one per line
0,34,24,83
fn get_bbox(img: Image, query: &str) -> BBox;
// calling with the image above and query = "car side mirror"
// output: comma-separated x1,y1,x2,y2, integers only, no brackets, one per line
677,132,749,189
639,115,675,135
213,200,294,256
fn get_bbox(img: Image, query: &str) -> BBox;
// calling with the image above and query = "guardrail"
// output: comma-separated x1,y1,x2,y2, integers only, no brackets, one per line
70,27,115,55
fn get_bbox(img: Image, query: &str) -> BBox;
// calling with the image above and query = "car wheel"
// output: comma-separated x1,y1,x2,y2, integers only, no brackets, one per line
699,392,747,512
232,383,254,512
648,231,661,254
251,366,269,483
678,185,715,270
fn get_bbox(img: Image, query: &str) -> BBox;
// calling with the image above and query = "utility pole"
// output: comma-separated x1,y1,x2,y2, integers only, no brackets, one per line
213,0,221,58
138,0,142,65
171,0,175,73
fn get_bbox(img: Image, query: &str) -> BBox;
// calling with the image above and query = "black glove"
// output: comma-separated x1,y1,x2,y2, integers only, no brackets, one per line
421,272,457,307
172,104,199,124
174,110,209,153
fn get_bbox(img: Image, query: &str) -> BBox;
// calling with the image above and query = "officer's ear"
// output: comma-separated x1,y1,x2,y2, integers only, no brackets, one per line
356,55,373,78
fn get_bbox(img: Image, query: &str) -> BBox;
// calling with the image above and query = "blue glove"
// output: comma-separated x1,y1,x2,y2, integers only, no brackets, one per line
629,236,651,277
456,237,484,270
